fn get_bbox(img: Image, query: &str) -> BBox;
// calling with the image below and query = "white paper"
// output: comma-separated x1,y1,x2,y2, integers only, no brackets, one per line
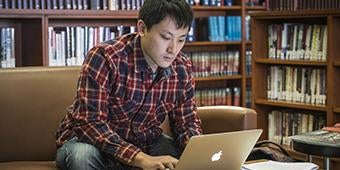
242,160,319,170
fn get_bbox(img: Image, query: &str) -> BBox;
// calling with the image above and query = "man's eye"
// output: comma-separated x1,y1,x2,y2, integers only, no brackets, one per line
161,35,170,40
178,39,185,43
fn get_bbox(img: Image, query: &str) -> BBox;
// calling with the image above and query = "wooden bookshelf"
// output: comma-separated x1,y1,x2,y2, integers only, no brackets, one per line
195,75,242,81
251,10,340,170
254,58,328,66
185,41,242,46
255,98,327,111
332,15,340,114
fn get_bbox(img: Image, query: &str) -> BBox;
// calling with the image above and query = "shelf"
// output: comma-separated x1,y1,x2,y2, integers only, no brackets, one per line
334,108,340,113
334,61,340,67
250,10,340,18
245,6,267,11
255,98,327,112
195,75,242,81
185,41,242,46
0,9,138,19
192,6,242,11
255,58,327,66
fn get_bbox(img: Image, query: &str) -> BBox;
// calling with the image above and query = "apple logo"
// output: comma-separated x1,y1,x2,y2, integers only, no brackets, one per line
211,150,222,162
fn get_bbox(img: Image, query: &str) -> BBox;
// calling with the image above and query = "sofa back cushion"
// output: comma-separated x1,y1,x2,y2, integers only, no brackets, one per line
0,67,80,162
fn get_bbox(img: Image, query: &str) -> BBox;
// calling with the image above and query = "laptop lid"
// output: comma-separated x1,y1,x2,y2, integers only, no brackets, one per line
175,129,262,170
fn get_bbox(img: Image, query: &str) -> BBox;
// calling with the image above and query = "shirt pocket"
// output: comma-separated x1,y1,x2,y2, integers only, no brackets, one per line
108,97,137,123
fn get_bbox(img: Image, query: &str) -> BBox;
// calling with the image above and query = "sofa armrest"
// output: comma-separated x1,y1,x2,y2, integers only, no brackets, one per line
160,105,257,136
198,106,257,134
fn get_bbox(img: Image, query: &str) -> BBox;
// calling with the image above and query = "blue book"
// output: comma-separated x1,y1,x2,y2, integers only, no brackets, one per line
236,16,241,41
217,16,225,41
210,0,217,6
208,16,219,42
201,0,209,6
212,16,219,41
224,0,233,6
226,16,232,41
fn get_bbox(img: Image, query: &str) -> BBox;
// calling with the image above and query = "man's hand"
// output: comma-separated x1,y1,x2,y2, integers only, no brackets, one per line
130,151,178,170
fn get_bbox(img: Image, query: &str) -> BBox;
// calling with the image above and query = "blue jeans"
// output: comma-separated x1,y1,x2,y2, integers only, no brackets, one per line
56,134,182,170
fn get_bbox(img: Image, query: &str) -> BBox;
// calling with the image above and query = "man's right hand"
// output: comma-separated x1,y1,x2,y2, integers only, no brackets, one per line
130,151,178,170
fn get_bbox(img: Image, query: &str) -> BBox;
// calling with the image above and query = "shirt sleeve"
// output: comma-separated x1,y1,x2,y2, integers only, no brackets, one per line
170,60,203,149
71,46,140,164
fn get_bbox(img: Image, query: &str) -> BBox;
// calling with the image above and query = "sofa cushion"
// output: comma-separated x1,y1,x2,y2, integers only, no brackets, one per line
0,67,80,162
0,161,57,170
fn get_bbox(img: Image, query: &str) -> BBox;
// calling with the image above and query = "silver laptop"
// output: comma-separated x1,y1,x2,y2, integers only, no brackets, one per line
175,129,262,170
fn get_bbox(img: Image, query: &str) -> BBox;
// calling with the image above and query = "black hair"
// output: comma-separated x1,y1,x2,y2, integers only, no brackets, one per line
138,0,193,30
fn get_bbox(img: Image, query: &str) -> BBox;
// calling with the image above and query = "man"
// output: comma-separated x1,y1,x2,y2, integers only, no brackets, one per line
55,0,202,169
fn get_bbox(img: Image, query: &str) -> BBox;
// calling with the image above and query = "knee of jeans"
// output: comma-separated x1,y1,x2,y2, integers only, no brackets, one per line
67,142,103,163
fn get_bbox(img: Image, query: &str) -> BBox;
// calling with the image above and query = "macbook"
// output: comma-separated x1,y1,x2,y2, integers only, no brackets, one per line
174,129,262,170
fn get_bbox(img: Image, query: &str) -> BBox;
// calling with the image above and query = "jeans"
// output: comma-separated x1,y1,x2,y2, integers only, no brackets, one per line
56,134,182,170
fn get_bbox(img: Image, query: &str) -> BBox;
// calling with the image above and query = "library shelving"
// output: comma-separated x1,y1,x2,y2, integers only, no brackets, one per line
251,10,340,169
0,0,266,108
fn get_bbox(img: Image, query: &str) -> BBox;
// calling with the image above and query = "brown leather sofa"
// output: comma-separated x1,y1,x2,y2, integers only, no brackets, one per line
0,66,257,170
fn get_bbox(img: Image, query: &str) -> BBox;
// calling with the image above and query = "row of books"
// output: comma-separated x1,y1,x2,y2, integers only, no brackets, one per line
268,110,326,146
268,23,327,61
245,0,266,6
188,51,239,77
91,0,145,10
267,66,327,105
48,25,134,66
208,16,242,42
186,0,267,7
0,0,268,10
267,0,340,11
0,0,145,10
195,87,241,106
186,0,233,6
46,25,244,68
188,16,242,42
0,27,15,68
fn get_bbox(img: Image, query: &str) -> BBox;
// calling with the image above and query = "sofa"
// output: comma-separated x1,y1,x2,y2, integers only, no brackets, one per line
0,66,257,170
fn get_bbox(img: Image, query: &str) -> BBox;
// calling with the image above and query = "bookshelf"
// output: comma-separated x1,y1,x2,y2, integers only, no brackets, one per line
0,0,266,108
332,15,340,117
251,10,340,169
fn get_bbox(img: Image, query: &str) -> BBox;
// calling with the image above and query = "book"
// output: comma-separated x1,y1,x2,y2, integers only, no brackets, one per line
242,160,318,170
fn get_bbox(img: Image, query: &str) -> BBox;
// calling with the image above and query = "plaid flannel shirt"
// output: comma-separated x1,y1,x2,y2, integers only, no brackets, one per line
56,33,202,163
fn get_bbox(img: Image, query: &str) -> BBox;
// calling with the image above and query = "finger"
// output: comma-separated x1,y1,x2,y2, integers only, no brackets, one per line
169,157,178,165
165,157,178,170
165,162,174,170
157,162,166,170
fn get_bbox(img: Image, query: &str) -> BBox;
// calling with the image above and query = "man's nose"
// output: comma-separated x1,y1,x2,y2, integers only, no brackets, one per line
167,41,176,54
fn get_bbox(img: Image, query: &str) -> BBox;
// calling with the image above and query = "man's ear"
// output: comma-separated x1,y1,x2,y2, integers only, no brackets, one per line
137,20,146,36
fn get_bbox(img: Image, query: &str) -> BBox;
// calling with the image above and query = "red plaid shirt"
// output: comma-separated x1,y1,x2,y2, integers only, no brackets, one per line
56,33,202,163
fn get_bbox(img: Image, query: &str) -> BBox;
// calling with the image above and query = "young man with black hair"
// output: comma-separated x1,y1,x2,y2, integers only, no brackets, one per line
55,0,202,169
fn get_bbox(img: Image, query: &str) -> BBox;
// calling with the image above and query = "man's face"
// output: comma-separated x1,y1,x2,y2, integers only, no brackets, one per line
139,17,189,72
